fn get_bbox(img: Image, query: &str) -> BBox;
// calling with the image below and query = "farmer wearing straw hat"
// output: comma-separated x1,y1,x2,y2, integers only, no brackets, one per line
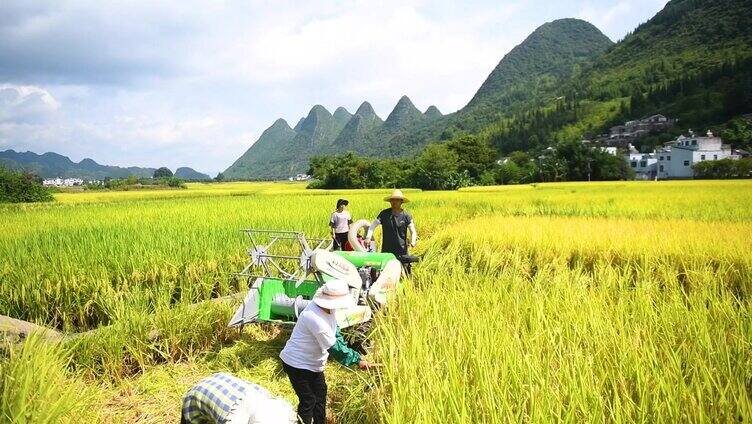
365,189,417,269
280,280,376,424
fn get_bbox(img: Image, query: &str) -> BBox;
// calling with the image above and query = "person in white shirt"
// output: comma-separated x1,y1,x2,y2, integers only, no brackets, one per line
329,199,352,251
279,280,375,424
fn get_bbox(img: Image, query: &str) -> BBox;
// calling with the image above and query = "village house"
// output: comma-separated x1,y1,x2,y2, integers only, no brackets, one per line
654,131,739,179
609,114,676,141
288,173,311,182
624,144,658,180
622,130,744,180
620,130,742,180
42,177,85,187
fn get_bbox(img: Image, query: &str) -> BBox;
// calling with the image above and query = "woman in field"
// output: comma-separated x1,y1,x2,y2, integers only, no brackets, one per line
329,198,352,250
279,280,374,424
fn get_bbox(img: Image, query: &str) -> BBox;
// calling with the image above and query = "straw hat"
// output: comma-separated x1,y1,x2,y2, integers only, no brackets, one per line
312,280,355,310
383,189,409,203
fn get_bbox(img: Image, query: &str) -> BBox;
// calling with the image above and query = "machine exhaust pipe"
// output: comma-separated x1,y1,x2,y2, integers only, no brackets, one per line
270,295,310,318
348,219,371,252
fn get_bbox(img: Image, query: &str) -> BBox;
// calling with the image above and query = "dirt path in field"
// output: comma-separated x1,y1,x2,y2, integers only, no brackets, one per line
0,314,61,341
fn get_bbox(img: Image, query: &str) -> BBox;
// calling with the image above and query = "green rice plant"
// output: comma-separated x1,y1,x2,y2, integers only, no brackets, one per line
370,214,752,423
1,180,751,422
68,298,241,380
0,334,91,423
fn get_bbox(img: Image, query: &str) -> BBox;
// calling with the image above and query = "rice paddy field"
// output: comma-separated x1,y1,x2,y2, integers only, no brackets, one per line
1,180,750,423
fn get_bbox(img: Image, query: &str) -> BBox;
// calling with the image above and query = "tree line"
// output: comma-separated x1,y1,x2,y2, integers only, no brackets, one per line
0,165,192,203
308,136,632,190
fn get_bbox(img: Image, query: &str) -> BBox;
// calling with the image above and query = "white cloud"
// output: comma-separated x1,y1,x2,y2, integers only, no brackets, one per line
0,84,60,123
0,0,669,175
577,0,669,40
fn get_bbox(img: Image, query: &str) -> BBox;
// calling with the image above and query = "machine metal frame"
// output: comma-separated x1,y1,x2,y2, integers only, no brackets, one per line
236,229,332,286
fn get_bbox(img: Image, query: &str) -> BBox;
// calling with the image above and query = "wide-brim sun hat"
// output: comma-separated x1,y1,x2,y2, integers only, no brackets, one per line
384,189,409,203
312,279,355,310
249,397,297,424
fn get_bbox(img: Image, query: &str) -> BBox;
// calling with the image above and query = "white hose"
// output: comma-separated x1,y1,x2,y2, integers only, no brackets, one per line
348,219,371,252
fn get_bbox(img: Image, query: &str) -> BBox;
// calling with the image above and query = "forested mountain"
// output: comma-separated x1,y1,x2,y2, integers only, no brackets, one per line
383,96,425,132
225,19,610,180
482,0,752,154
424,106,443,120
223,118,298,180
452,18,613,131
332,102,383,150
351,95,438,158
0,150,155,179
225,0,752,180
225,95,439,178
225,105,354,180
583,0,752,99
174,167,211,181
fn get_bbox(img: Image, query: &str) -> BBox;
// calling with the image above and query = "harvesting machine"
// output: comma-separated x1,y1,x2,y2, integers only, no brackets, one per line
228,222,404,351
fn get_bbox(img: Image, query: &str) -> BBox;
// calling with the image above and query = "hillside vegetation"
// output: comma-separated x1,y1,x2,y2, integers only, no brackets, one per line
484,0,752,154
450,18,613,132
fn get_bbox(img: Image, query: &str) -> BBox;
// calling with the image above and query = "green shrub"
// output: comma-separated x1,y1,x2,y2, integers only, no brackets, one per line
693,157,752,179
0,167,54,203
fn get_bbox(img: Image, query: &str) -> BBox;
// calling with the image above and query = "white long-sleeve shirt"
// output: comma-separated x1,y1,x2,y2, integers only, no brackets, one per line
279,303,336,372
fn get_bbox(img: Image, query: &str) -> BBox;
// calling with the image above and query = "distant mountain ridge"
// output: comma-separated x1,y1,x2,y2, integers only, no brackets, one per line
0,150,210,180
224,18,613,180
332,102,384,150
225,1,752,181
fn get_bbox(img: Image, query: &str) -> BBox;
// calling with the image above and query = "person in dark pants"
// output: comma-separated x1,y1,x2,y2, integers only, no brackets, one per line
329,199,352,251
365,189,418,274
279,280,375,424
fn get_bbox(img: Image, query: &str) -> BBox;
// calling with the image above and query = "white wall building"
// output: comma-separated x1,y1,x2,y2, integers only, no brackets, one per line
288,173,311,182
654,131,738,179
42,177,85,187
625,152,658,180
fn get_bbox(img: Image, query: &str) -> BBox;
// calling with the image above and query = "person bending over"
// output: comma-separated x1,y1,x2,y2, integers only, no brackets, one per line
181,372,296,424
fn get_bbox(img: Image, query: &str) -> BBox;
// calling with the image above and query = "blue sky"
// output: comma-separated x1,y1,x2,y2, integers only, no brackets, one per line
0,0,668,176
